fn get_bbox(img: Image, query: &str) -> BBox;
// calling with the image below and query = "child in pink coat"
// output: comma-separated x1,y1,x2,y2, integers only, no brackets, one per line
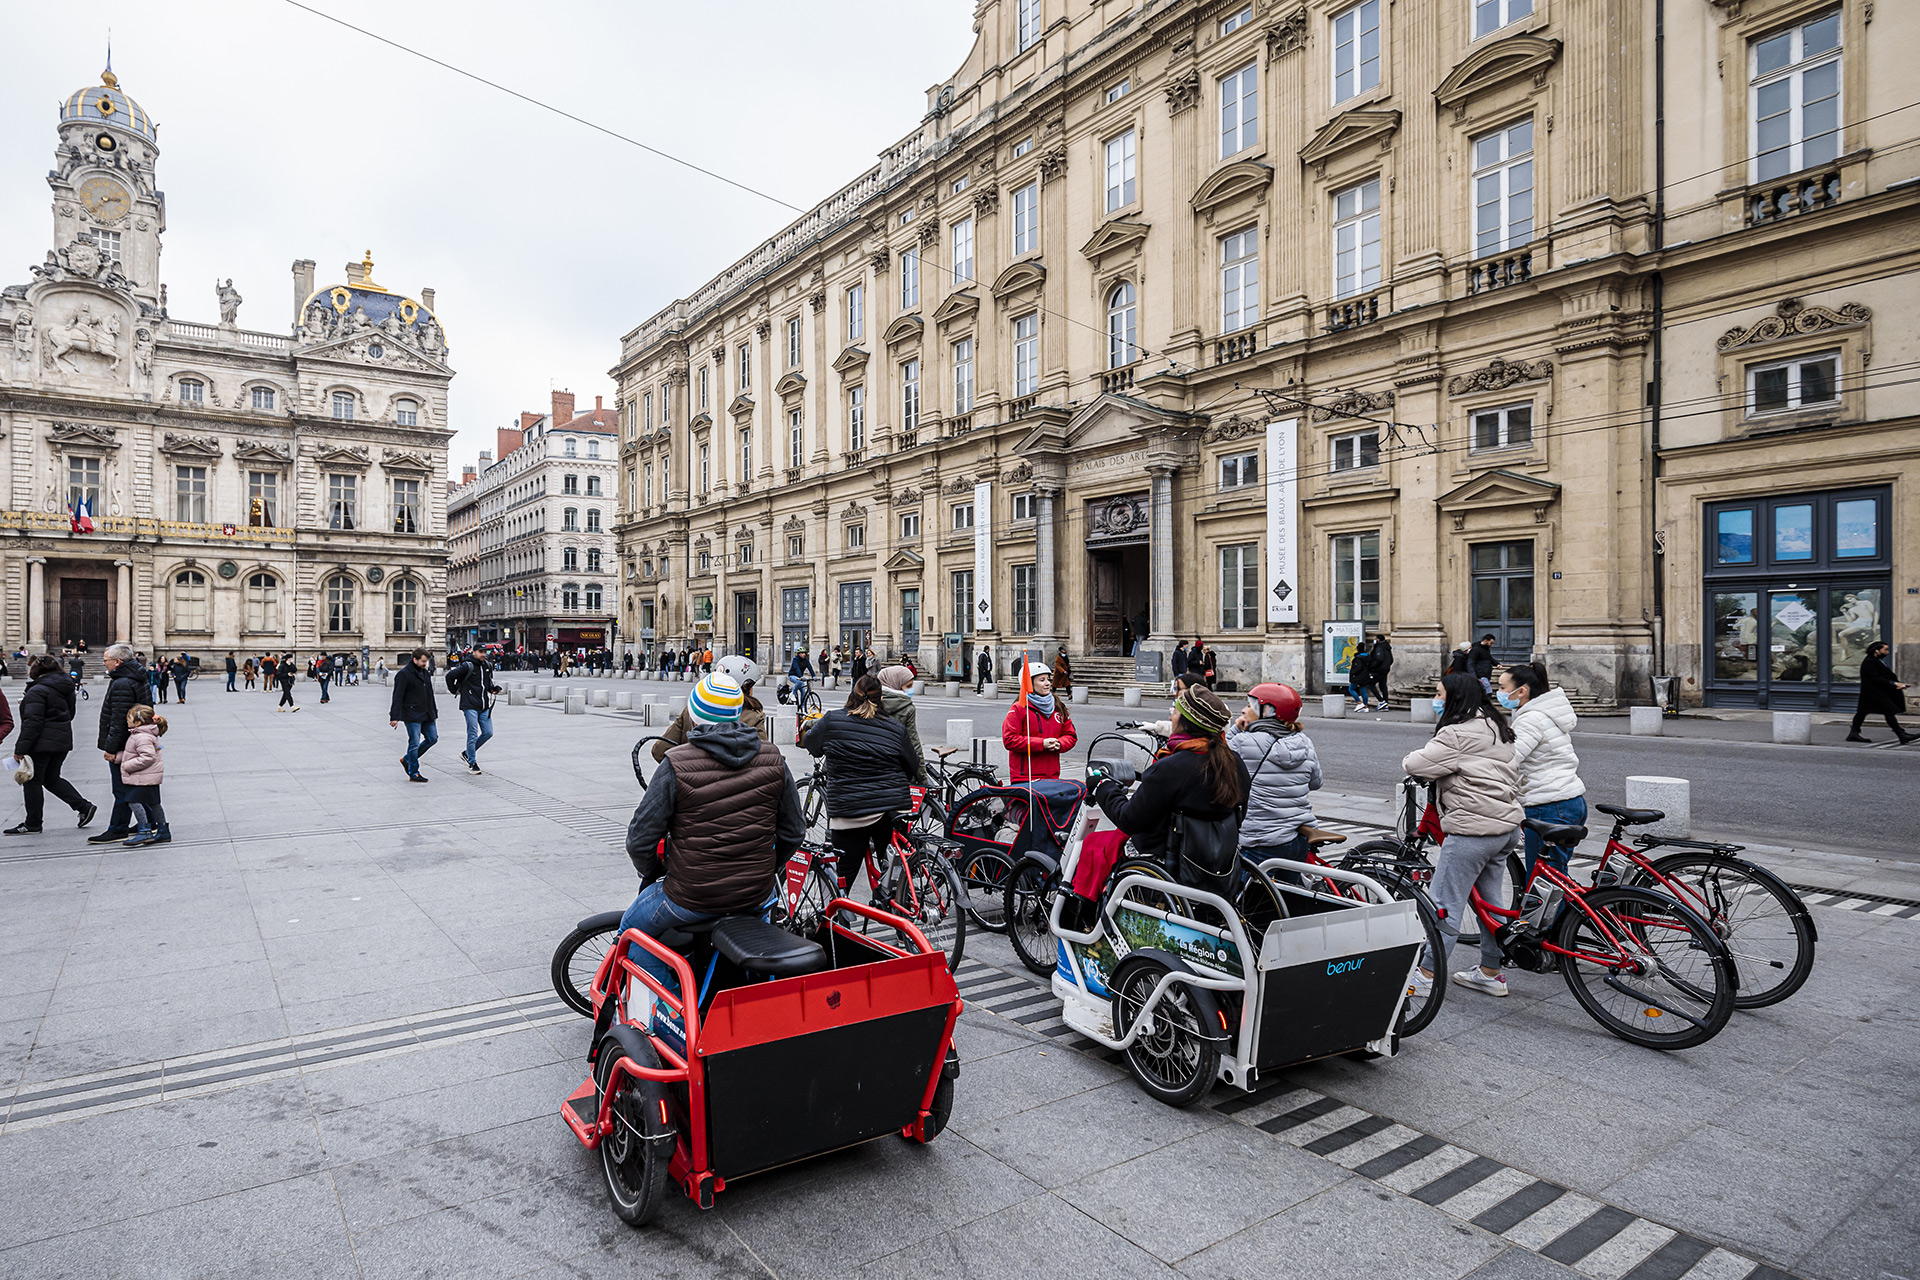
114,706,169,847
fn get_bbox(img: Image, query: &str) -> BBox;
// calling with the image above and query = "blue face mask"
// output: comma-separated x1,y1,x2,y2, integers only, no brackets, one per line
1430,697,1447,718
1496,693,1520,711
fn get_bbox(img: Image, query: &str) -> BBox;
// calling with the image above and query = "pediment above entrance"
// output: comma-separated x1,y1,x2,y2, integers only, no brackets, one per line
1042,391,1200,456
1436,468,1560,520
1433,35,1561,118
1299,109,1401,170
883,548,923,572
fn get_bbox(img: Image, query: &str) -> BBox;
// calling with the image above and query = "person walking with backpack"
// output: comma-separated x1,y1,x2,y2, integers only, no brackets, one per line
1346,640,1377,711
448,648,503,774
7,655,92,835
87,644,153,844
973,645,993,693
390,648,439,782
316,652,334,704
1368,634,1395,708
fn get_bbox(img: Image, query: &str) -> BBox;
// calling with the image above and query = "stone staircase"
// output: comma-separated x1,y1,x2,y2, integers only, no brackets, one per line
1067,656,1140,697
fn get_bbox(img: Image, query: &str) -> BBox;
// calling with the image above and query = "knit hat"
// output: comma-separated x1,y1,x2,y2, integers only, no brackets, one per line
1172,684,1231,736
877,665,913,691
688,673,745,725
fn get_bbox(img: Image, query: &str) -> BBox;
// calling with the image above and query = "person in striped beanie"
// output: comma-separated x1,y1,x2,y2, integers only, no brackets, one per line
687,672,745,725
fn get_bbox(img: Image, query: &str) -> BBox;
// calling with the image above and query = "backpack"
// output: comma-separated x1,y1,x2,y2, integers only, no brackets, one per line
1170,809,1241,897
445,663,466,695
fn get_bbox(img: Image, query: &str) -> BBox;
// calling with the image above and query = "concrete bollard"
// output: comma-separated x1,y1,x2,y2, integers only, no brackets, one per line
536,683,554,701
1072,687,1089,704
668,696,687,722
767,711,799,745
1321,693,1347,720
508,687,527,706
1123,686,1142,707
1772,711,1813,745
1630,706,1665,737
1624,775,1690,838
910,680,926,696
944,680,960,697
564,693,586,715
591,689,610,708
946,718,975,748
1411,695,1436,724
981,681,998,698
614,691,632,710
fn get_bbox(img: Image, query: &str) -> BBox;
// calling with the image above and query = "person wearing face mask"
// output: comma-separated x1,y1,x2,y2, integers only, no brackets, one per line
1497,663,1586,879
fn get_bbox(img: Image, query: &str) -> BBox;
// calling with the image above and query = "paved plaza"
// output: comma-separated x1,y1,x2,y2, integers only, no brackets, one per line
0,675,1915,1279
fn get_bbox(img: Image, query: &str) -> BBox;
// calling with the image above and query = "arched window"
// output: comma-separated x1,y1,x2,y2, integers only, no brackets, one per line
586,548,602,572
563,474,579,495
585,509,602,533
326,574,355,632
588,440,600,459
390,577,419,633
173,570,208,631
394,398,419,426
1106,281,1137,369
331,391,355,421
246,572,279,632
562,583,581,611
177,378,206,406
562,546,579,571
562,507,579,531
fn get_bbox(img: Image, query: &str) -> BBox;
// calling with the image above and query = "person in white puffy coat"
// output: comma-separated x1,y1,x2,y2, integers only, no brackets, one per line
1498,663,1586,877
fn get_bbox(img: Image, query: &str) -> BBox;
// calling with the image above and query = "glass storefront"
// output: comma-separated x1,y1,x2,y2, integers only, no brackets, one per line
1702,487,1890,708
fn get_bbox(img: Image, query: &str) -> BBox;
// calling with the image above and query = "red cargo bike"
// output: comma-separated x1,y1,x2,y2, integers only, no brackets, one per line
562,900,963,1226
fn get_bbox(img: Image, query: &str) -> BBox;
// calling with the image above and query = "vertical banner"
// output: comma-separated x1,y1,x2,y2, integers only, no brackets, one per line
973,480,994,631
1266,418,1299,624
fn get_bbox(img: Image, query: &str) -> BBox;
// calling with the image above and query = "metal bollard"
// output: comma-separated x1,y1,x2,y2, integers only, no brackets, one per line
1629,706,1664,737
1624,775,1690,837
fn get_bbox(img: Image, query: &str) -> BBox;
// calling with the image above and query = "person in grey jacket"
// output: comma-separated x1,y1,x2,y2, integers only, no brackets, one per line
876,665,928,785
1227,683,1321,864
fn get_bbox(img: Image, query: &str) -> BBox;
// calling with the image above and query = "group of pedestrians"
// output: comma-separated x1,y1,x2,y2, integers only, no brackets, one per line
1343,635,1397,710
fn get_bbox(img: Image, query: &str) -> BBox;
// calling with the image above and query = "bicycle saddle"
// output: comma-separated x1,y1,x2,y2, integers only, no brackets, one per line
1593,803,1665,825
1523,818,1588,847
1298,825,1347,848
710,916,829,978
932,746,960,758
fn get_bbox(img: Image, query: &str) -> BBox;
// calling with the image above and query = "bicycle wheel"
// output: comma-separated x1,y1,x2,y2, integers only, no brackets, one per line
1003,859,1059,975
1358,868,1447,1038
798,774,829,842
884,849,966,969
773,854,841,938
1554,886,1735,1050
912,794,948,838
1111,959,1219,1108
954,846,1012,933
1632,852,1815,1010
552,916,623,1017
593,1033,673,1227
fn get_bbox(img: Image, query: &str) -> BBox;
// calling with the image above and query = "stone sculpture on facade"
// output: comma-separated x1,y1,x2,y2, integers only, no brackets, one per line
42,303,121,375
215,278,242,324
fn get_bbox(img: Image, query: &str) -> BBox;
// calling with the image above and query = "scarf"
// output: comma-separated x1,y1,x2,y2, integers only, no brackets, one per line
1157,732,1212,760
1025,691,1056,716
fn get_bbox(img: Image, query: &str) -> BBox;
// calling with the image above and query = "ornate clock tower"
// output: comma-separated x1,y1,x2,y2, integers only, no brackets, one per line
49,65,164,311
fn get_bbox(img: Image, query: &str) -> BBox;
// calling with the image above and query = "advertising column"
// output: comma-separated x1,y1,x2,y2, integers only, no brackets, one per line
972,480,993,633
1265,418,1299,625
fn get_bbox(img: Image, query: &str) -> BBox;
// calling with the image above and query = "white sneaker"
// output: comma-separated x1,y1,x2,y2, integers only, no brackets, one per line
1408,969,1433,999
1452,968,1509,997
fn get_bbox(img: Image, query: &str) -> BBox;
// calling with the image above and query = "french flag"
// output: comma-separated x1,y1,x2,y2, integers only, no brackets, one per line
69,495,93,534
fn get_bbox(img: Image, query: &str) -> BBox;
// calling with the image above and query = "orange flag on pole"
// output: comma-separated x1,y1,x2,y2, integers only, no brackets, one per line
1017,656,1033,777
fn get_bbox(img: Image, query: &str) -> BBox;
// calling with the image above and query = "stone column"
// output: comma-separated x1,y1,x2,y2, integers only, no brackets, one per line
1035,486,1058,640
114,560,132,644
1148,466,1175,637
26,558,46,651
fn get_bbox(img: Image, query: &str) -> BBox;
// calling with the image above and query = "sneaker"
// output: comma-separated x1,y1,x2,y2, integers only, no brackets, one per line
467,761,482,775
1452,968,1509,997
3,823,41,835
77,802,97,828
1408,969,1433,999
409,774,429,783
87,828,131,844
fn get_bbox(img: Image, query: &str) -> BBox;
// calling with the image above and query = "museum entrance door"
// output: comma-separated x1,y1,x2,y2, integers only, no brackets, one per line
59,577,109,648
1085,492,1152,657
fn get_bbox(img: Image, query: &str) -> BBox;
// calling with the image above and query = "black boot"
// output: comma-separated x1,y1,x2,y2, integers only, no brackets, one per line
1846,733,1872,743
4,822,41,835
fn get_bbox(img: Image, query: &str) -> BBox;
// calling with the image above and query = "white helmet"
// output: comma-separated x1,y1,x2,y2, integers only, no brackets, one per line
716,653,762,689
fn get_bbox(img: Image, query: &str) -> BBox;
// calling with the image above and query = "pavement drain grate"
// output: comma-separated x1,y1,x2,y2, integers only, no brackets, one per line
953,953,1809,1280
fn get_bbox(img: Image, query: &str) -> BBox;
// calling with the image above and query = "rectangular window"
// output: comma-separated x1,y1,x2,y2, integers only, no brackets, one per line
1471,404,1534,450
1222,5,1253,35
788,534,804,558
693,594,713,622
1220,62,1259,157
1220,543,1260,629
247,470,277,526
1012,492,1036,520
643,462,654,506
392,478,422,534
952,176,969,194
1013,137,1033,159
586,475,601,496
251,386,276,411
1475,0,1532,39
1333,179,1382,299
900,511,921,539
787,315,803,367
1473,120,1535,255
1331,430,1381,471
644,391,653,426
846,284,865,341
67,456,100,514
1332,0,1381,103
328,474,356,530
331,391,354,420
698,364,710,408
698,551,711,574
1752,11,1842,183
900,246,920,310
1016,0,1040,51
92,228,121,264
953,570,974,634
901,360,921,434
848,385,866,450
1747,350,1838,415
737,541,752,567
564,474,579,495
951,218,974,284
396,399,419,426
1012,565,1037,633
1716,508,1755,565
1012,182,1040,256
739,428,752,481
1105,80,1131,104
1013,313,1039,395
789,408,805,468
847,523,866,551
901,588,921,644
1221,226,1260,333
178,379,205,405
660,384,671,421
174,465,207,523
1219,451,1260,489
1774,504,1814,561
952,503,974,530
1834,497,1878,558
737,344,752,391
1104,129,1137,212
1331,532,1382,623
953,338,974,414
699,443,711,494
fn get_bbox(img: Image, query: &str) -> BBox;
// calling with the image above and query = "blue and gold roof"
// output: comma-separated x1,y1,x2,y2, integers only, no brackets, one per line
61,68,157,143
300,253,448,356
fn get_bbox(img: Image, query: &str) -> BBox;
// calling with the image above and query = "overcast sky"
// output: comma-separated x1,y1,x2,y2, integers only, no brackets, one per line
0,0,976,468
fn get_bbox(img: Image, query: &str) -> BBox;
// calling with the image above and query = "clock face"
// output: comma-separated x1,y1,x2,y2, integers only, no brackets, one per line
76,176,131,223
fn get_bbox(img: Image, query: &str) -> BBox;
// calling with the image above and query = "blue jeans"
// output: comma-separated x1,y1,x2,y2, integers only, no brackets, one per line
1521,796,1588,881
318,676,331,702
463,708,493,762
618,880,718,996
402,720,438,776
226,671,236,691
1241,832,1311,888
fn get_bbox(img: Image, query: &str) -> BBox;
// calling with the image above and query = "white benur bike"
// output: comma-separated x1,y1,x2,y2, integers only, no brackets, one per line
1045,758,1427,1107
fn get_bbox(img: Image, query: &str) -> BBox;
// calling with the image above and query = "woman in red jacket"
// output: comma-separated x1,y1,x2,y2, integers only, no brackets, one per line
1002,663,1077,781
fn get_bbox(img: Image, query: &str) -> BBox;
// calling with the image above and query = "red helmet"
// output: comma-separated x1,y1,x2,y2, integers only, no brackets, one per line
1247,682,1302,722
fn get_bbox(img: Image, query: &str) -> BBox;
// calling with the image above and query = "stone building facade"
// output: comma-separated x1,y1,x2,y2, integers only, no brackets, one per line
0,67,454,658
611,0,1917,707
446,394,619,652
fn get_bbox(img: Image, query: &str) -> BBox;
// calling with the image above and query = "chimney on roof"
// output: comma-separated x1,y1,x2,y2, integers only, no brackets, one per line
479,450,492,465
595,395,604,414
497,425,525,459
551,389,576,429
461,465,477,486
420,287,435,311
518,411,539,433
291,259,315,324
344,257,367,286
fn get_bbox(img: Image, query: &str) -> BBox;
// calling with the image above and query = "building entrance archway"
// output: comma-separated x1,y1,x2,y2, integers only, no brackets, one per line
1085,492,1151,656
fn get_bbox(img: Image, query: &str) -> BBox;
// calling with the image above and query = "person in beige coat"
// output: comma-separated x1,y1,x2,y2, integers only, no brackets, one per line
1404,672,1523,1000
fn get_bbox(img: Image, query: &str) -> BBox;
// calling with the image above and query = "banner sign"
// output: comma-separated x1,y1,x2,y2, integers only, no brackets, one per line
1323,620,1365,683
1266,418,1299,624
973,480,993,632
